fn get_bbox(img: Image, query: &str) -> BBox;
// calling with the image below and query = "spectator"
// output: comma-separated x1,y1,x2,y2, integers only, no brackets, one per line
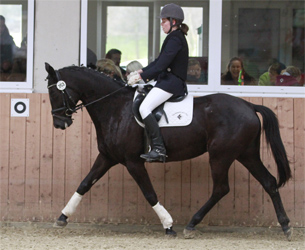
221,57,256,85
126,60,143,77
239,53,260,80
0,15,18,79
105,48,126,78
186,58,207,84
8,36,27,81
96,58,124,80
276,66,303,86
258,59,286,86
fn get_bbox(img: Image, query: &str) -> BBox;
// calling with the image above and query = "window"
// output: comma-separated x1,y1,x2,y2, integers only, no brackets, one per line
106,6,149,67
84,1,209,85
81,0,304,97
85,1,153,72
0,0,34,92
221,0,304,91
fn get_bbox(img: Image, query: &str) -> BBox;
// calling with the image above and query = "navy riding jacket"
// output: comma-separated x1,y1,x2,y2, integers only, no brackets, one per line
140,29,189,97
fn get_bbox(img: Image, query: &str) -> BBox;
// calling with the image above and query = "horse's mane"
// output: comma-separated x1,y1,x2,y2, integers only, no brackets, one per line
59,65,126,87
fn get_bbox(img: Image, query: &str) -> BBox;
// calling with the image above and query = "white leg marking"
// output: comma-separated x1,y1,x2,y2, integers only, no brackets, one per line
152,202,173,229
62,192,83,217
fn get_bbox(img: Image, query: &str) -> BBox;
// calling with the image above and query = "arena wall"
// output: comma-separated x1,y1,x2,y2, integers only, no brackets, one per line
0,93,304,227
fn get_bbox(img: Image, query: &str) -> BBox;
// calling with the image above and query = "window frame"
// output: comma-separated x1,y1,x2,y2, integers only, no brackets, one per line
0,0,34,93
80,0,305,98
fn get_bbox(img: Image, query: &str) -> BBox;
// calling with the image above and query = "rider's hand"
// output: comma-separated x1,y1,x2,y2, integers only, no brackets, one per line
127,71,138,81
128,71,142,86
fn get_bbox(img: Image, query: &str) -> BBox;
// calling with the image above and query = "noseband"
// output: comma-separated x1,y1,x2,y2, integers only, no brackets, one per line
48,70,127,119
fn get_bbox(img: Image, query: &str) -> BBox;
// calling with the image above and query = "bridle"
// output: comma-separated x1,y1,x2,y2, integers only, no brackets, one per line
47,70,127,119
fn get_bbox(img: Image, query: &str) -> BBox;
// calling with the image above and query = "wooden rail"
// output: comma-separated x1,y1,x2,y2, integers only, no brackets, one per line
0,93,304,227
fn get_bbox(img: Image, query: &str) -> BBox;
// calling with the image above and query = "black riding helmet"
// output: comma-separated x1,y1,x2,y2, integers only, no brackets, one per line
159,3,184,33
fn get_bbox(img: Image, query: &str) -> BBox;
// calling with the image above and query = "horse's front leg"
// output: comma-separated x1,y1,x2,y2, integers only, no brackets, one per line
126,161,176,237
54,153,115,228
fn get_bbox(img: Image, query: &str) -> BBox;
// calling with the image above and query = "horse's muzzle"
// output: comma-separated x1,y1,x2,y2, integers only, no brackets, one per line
53,116,73,130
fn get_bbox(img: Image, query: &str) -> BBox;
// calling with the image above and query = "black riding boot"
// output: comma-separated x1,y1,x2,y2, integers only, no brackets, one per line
140,114,167,162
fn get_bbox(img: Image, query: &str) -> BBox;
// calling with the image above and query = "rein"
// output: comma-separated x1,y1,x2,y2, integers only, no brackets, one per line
48,70,128,116
73,84,128,112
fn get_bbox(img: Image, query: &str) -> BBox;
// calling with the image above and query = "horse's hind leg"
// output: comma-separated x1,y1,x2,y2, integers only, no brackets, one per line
238,154,292,240
184,160,232,238
54,153,115,228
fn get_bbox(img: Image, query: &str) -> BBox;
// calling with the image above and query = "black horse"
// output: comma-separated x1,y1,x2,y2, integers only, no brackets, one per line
45,63,292,240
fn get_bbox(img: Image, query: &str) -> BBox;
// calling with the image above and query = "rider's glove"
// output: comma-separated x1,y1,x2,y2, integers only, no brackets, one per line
127,71,142,86
127,71,138,80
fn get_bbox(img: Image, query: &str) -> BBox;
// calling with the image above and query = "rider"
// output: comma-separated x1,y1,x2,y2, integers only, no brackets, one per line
128,3,189,162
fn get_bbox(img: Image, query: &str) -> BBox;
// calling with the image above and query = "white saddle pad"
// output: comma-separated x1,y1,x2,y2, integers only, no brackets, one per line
134,91,194,128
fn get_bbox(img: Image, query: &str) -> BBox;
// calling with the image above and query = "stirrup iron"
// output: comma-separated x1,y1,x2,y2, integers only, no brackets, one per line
140,149,167,163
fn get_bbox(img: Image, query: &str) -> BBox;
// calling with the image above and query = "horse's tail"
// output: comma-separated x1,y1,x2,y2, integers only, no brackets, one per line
254,104,292,188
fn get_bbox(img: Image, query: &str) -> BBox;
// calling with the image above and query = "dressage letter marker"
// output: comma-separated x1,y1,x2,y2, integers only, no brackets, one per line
11,99,30,117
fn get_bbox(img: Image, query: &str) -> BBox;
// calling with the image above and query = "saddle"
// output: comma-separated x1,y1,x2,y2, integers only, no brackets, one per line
132,84,193,127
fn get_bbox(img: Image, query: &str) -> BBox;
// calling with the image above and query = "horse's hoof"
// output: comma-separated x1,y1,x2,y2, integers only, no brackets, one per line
53,220,68,228
165,227,177,237
284,227,293,241
53,214,68,228
183,227,196,239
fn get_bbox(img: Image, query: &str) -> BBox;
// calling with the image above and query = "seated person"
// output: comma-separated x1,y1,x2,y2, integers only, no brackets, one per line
96,58,124,80
7,57,26,81
276,66,302,86
7,36,27,81
186,58,207,84
126,60,143,78
105,48,126,79
0,15,18,80
258,61,286,86
221,57,256,85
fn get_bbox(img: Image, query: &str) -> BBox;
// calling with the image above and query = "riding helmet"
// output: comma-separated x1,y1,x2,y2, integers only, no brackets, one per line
159,3,184,22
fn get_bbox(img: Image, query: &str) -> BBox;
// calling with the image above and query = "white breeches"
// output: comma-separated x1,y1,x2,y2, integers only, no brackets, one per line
139,87,173,119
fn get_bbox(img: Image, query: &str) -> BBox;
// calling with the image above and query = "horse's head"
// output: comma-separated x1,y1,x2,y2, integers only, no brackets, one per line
45,63,79,130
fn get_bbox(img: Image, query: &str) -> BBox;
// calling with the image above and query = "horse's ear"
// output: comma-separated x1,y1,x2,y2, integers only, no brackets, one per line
45,62,57,81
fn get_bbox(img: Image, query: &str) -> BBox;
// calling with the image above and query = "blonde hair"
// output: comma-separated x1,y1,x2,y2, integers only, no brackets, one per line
96,59,123,80
126,60,143,74
284,66,301,78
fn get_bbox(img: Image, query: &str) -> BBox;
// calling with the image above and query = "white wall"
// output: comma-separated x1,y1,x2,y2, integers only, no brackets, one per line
33,0,81,93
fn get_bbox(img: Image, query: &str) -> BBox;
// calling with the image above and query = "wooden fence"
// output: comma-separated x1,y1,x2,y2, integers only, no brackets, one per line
0,93,304,227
